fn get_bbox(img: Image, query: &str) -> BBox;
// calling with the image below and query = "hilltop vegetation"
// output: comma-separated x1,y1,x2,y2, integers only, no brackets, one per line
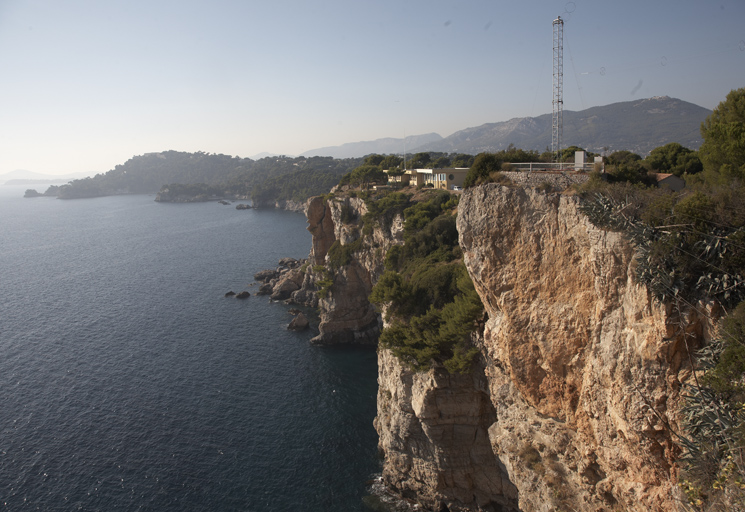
39,150,481,204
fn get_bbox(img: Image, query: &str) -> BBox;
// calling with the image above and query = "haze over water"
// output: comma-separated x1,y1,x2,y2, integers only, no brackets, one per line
0,187,379,511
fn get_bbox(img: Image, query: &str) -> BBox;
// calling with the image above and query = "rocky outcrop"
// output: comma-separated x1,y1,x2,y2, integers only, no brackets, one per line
275,199,308,213
253,259,310,300
261,185,710,511
288,312,309,331
270,268,304,301
376,348,519,512
306,196,337,266
252,197,309,213
452,184,714,511
303,195,403,345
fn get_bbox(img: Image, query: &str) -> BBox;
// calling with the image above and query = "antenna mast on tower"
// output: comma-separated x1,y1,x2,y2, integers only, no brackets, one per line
552,15,564,163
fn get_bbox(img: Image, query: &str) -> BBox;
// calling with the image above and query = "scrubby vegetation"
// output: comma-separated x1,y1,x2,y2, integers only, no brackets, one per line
578,185,745,308
679,302,745,510
368,190,483,373
576,88,745,511
361,191,411,234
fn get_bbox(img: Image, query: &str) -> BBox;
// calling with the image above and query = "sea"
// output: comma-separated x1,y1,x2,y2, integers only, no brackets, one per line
0,186,381,512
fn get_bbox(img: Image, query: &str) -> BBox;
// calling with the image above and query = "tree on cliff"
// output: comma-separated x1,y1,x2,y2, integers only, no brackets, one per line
407,152,432,169
369,191,481,374
606,150,642,167
463,153,502,188
699,87,745,183
645,142,702,176
338,165,387,189
380,154,403,171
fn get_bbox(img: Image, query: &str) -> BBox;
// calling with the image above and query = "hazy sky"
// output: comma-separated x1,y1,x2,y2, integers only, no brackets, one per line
1,0,743,176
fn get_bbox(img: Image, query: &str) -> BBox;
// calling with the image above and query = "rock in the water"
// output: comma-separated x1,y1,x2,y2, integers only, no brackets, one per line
270,269,304,301
218,200,231,205
256,283,274,295
235,203,252,210
253,269,278,283
235,291,250,299
288,312,309,331
278,257,299,269
224,291,236,297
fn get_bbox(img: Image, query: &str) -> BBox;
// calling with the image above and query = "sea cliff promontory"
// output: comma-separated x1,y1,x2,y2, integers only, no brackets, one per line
262,184,715,511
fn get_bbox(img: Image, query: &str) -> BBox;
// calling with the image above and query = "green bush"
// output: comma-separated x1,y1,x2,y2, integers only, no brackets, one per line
370,190,481,373
339,201,358,224
314,266,334,299
326,238,362,269
377,269,483,373
578,186,745,308
362,192,411,233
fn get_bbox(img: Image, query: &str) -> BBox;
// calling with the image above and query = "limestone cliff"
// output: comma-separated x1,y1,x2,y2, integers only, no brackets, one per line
454,184,714,511
376,347,520,512
286,186,713,511
301,195,403,344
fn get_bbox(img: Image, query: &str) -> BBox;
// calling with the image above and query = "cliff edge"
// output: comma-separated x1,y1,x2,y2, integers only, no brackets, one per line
282,185,715,511
452,184,714,511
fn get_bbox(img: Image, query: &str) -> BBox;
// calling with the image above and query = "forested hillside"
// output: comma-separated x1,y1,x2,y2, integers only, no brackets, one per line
44,151,364,202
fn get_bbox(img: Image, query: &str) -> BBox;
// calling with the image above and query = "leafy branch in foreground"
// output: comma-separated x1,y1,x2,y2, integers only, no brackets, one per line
679,301,745,511
578,190,745,308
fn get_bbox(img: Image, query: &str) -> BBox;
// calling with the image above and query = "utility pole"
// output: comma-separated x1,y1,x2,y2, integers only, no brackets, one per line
552,15,564,163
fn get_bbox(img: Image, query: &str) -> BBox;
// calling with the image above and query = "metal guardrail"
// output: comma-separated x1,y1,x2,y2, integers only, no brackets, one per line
507,163,601,172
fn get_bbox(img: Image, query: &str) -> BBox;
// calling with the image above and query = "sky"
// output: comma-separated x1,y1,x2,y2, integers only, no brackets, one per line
0,0,743,176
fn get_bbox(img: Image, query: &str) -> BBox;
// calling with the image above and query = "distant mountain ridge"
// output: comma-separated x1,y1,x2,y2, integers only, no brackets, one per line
300,96,711,158
301,133,443,159
0,169,90,186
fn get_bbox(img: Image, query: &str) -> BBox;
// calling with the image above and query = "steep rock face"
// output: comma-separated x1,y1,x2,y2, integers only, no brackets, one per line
307,196,337,265
456,184,713,511
304,195,403,345
298,186,710,510
376,348,519,512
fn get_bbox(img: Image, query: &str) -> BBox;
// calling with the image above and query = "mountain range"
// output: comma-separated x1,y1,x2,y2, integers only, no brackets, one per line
0,170,91,186
301,133,443,159
300,96,711,159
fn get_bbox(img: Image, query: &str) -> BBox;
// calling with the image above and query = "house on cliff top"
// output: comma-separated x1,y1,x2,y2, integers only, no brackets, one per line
654,172,685,191
385,168,469,190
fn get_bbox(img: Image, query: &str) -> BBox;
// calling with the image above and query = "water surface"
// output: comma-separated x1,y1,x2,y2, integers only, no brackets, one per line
0,187,379,511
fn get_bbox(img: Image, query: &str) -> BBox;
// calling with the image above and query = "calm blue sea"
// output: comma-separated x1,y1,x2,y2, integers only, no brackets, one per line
0,186,380,511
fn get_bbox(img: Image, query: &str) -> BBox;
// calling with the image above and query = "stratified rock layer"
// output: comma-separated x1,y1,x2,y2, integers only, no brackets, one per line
376,349,520,512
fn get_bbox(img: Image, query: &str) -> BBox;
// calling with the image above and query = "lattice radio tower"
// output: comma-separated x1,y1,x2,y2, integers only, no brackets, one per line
552,15,564,163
